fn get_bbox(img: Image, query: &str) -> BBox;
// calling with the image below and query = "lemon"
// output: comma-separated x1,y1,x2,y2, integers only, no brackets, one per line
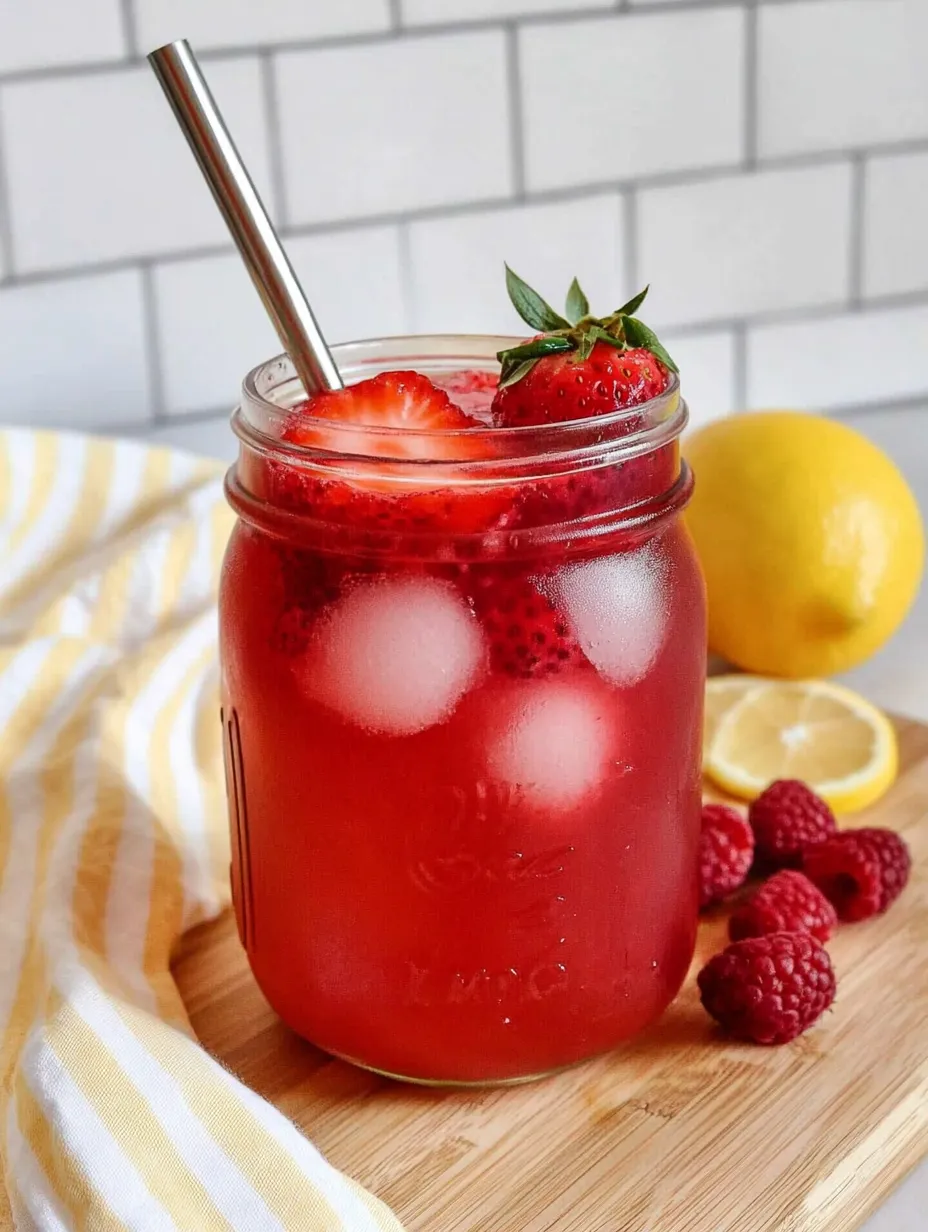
685,412,924,677
704,676,898,814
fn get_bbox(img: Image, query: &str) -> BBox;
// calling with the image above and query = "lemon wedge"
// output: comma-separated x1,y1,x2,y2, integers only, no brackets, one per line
704,677,898,814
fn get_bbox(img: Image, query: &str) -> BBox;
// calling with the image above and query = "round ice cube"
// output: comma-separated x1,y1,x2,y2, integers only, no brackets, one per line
304,576,485,736
557,548,668,688
485,678,615,812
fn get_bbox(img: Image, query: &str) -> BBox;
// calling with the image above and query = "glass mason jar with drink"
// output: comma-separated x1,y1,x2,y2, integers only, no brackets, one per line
219,274,707,1084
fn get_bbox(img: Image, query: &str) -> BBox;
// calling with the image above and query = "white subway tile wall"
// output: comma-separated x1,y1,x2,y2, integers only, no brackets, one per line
402,0,613,23
1,59,274,271
407,194,625,334
758,0,928,159
638,164,853,327
863,151,928,300
274,32,512,225
0,0,125,75
132,0,392,52
520,9,744,189
0,271,150,427
747,303,928,412
0,0,925,443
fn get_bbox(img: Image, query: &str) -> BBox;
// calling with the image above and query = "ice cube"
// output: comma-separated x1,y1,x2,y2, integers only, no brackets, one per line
304,575,485,736
556,548,668,688
485,678,615,812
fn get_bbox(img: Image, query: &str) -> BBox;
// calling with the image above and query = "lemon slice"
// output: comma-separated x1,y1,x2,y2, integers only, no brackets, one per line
704,678,897,814
704,675,766,758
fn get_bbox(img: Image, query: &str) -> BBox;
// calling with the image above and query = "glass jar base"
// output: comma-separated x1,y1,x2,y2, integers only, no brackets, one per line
328,1047,598,1089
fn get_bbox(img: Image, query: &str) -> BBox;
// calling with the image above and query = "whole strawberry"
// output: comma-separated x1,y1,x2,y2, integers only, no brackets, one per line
698,932,836,1045
698,803,754,908
803,827,911,921
749,779,837,869
491,270,676,428
729,870,838,943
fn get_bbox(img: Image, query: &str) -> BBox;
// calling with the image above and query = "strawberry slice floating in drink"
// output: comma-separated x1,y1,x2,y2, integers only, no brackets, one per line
271,369,510,535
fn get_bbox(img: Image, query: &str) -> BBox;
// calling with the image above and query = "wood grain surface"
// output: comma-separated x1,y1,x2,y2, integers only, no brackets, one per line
170,717,928,1232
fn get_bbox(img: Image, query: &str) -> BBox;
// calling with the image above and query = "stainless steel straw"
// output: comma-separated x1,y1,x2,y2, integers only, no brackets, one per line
148,39,343,395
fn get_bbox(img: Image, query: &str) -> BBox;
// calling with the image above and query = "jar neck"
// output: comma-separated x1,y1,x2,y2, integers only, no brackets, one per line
226,338,692,561
227,449,692,564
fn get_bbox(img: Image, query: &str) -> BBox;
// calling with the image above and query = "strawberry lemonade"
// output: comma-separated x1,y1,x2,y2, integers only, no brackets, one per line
219,275,707,1083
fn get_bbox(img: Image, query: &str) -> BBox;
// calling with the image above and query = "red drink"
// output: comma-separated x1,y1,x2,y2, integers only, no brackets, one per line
220,337,706,1084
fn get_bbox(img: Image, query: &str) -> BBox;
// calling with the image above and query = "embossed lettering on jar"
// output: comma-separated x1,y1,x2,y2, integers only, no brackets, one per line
219,337,706,1085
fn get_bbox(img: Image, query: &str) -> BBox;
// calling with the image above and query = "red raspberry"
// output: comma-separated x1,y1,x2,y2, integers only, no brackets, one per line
698,804,754,908
803,828,911,922
749,779,837,869
697,932,836,1045
729,870,838,943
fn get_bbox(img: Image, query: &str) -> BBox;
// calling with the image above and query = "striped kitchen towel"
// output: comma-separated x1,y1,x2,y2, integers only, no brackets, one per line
0,428,404,1231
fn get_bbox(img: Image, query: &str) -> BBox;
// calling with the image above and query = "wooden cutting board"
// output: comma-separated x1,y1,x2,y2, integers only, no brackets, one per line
173,717,928,1232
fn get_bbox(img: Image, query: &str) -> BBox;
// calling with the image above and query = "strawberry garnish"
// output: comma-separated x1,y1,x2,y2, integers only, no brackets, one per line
491,270,676,428
469,572,586,679
272,370,509,534
284,370,479,460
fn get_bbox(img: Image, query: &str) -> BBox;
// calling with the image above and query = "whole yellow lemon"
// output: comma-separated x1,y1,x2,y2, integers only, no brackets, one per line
684,412,924,678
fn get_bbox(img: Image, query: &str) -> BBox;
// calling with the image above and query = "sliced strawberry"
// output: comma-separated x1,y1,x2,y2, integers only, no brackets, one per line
271,370,510,534
284,370,479,460
469,572,587,679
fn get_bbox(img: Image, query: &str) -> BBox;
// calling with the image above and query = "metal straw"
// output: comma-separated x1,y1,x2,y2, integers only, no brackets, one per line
148,39,343,394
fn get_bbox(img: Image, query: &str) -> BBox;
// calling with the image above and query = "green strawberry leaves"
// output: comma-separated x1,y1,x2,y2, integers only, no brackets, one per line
564,277,590,325
621,316,678,373
505,264,569,333
497,334,573,387
615,286,650,318
500,266,678,385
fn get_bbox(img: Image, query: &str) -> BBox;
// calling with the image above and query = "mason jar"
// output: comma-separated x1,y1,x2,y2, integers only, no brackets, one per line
219,336,706,1085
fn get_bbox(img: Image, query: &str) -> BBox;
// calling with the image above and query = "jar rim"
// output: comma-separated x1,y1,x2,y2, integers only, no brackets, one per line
234,335,686,469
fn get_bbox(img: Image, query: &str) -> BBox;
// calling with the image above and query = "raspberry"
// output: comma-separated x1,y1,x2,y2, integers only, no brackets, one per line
729,870,838,943
803,827,911,922
749,779,836,869
697,932,836,1045
698,803,754,908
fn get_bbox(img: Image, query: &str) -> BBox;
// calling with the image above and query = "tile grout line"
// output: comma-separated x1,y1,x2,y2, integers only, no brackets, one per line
388,0,404,30
0,93,15,281
138,261,168,421
504,23,527,202
0,0,781,88
258,51,289,228
396,219,416,334
732,322,748,409
848,152,867,309
118,0,139,57
622,187,638,294
743,0,759,169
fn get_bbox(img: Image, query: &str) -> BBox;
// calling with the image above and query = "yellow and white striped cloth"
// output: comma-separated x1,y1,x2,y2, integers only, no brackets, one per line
0,429,404,1231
